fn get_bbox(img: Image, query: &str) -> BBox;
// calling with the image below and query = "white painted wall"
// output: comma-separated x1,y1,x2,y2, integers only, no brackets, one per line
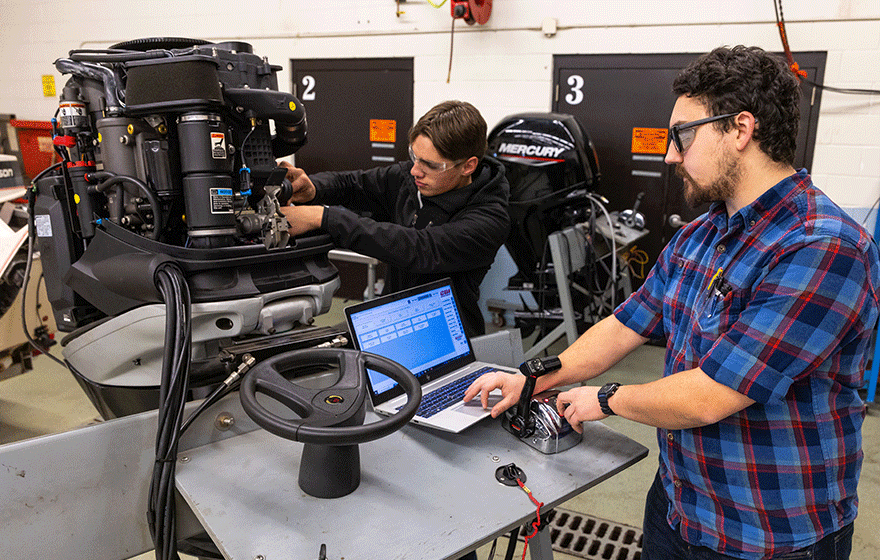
1,0,878,316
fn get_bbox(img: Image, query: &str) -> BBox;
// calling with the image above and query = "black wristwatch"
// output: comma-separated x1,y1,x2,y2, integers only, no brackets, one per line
597,383,621,416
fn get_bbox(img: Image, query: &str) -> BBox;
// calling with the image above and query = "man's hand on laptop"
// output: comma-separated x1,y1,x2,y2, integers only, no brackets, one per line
463,372,524,418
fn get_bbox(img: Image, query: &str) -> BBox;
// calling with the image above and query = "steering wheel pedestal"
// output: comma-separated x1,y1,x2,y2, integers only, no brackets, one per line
240,348,421,499
300,439,361,499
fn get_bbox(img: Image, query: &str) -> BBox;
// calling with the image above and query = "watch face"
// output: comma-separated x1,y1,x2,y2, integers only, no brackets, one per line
598,383,619,415
599,383,618,396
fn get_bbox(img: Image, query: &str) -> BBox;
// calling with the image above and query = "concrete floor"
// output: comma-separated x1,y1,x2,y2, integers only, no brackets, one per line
1,303,878,559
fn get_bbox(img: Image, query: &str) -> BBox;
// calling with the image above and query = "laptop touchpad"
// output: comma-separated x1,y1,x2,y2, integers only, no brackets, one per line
457,390,502,416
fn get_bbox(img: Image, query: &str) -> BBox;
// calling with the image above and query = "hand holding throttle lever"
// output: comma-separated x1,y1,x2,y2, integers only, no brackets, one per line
502,356,582,454
508,356,562,437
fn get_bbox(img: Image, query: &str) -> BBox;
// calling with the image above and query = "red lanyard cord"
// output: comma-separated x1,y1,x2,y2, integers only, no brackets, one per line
516,478,545,560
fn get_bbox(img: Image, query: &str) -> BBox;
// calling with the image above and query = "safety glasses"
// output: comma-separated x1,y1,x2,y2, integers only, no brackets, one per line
668,113,738,154
408,145,465,174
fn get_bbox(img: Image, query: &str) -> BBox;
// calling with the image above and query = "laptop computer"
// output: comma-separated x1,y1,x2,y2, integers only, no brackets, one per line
344,278,516,433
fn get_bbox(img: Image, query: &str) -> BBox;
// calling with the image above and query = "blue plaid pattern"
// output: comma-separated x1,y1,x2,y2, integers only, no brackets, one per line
615,170,880,559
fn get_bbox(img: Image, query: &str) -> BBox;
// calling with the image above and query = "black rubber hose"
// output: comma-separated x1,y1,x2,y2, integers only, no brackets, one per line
54,58,124,110
67,48,173,63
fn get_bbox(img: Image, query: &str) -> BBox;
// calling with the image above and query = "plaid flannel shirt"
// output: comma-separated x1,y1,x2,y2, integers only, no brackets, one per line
615,169,880,559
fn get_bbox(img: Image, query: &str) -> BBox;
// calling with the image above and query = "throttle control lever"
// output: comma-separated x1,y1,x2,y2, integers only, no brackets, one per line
508,356,562,438
620,191,646,229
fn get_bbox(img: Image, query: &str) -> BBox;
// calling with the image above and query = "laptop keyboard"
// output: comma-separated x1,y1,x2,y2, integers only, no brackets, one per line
401,366,495,418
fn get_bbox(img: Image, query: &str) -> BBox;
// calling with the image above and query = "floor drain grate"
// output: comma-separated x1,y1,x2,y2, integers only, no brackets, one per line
518,507,642,560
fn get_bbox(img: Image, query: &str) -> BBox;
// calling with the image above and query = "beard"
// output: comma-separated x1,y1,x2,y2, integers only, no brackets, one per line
677,150,740,208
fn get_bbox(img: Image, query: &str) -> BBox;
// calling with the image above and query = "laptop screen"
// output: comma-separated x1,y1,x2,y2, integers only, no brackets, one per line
345,279,475,404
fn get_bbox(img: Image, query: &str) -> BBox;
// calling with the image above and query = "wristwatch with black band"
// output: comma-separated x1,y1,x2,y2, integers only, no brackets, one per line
598,382,621,416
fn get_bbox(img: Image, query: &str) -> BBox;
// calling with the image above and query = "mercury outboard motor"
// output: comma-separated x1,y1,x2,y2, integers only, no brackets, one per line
488,113,600,289
487,113,601,331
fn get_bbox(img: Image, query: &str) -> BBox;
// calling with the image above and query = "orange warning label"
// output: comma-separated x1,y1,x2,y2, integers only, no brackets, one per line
632,127,668,155
370,119,396,143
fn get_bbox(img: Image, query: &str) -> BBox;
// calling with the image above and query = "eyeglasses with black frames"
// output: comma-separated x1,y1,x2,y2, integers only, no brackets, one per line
668,113,738,154
408,145,466,174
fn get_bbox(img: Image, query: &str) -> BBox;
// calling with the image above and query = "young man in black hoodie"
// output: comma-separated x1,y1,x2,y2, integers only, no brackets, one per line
280,100,510,338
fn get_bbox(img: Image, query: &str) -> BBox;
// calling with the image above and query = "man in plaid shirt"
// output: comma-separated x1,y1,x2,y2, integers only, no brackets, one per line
465,46,879,559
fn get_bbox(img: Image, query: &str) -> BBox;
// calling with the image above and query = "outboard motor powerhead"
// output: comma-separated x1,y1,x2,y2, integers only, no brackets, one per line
31,38,341,417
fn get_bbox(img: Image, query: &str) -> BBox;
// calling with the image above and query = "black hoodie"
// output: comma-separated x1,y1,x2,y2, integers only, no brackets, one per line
311,156,510,337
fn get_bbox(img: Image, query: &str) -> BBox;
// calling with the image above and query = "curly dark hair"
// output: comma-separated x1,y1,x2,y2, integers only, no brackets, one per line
672,46,801,166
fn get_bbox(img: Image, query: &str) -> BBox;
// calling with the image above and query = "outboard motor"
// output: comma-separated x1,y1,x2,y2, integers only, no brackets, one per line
488,112,601,289
487,113,602,331
31,38,342,417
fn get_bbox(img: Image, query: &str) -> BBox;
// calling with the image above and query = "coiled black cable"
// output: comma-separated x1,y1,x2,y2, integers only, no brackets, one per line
147,264,191,560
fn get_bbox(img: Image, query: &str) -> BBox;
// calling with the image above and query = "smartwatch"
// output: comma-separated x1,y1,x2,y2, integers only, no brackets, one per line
597,382,621,416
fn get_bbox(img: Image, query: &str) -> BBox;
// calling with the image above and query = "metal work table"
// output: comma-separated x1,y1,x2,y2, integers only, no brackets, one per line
176,403,648,560
1,374,646,560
